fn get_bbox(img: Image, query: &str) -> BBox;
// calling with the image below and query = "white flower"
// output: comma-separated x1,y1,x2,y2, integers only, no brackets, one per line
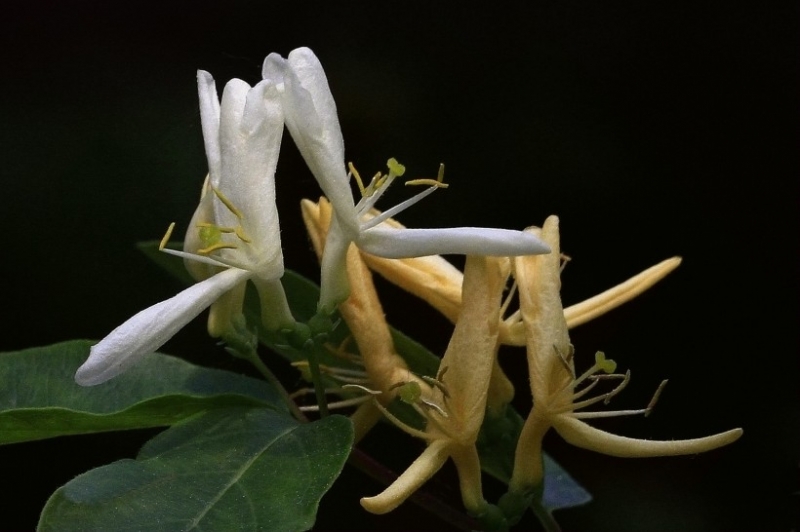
75,70,293,386
262,47,549,313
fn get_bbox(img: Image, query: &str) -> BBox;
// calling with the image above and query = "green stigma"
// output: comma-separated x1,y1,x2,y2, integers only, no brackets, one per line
594,351,617,374
398,381,422,404
387,157,406,178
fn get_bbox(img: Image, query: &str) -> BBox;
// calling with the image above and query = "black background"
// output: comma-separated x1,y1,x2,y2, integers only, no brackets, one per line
1,1,797,531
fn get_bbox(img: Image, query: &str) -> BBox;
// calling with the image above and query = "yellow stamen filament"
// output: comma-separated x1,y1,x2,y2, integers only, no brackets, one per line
159,222,176,251
211,186,244,219
341,384,383,395
196,222,236,233
349,162,368,196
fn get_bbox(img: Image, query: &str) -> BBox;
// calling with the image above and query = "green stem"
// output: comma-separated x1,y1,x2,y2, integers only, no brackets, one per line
306,340,329,417
530,499,561,532
245,349,309,423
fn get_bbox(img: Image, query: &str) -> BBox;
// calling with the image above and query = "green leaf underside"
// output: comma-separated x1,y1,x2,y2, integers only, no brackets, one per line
139,241,591,512
38,408,353,532
0,340,285,444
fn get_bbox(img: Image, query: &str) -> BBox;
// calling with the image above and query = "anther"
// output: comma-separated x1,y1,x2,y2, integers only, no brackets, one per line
644,379,668,417
348,162,368,196
159,222,176,251
211,186,244,219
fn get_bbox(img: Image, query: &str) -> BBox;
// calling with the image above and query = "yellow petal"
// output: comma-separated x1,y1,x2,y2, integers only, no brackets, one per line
301,197,412,398
360,439,451,514
514,215,573,404
553,415,743,457
564,257,682,328
439,255,505,439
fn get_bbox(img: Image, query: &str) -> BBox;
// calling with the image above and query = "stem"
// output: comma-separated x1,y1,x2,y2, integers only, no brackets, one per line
530,500,561,532
245,349,309,423
306,340,330,417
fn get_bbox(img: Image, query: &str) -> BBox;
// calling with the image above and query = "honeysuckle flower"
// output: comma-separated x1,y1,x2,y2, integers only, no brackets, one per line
506,215,743,499
359,255,507,517
75,70,293,386
262,47,549,313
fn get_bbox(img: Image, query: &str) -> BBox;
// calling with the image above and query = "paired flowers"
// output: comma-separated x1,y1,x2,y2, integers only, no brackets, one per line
75,47,547,385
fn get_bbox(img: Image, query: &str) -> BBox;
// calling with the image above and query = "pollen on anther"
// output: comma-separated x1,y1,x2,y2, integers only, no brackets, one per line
159,222,176,251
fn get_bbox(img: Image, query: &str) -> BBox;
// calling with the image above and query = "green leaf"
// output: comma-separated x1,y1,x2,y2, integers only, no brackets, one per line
139,241,591,512
38,408,353,532
0,340,285,444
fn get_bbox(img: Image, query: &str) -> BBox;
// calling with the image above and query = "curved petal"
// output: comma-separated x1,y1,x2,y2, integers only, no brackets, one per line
75,268,251,386
281,48,358,230
553,415,743,458
358,226,550,259
360,439,451,514
197,70,221,186
564,257,682,328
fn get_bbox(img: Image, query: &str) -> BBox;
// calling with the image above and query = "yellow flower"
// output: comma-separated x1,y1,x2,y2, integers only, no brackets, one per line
507,215,742,497
303,198,506,516
360,254,506,516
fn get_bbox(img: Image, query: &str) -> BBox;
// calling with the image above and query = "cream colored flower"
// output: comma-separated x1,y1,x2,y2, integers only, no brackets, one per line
507,215,742,496
360,254,506,516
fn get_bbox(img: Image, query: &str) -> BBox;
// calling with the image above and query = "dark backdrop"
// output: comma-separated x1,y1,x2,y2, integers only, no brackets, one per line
1,2,797,531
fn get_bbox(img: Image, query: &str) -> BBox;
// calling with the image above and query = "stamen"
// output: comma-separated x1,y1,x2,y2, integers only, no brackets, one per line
499,280,519,318
645,379,668,417
289,386,348,400
603,370,631,404
348,162,368,197
404,178,449,188
197,222,236,233
554,345,577,379
211,186,244,219
404,163,449,189
436,365,449,382
300,395,372,411
159,222,176,251
359,184,438,230
372,399,434,441
421,375,450,400
559,253,572,273
341,384,383,395
234,226,252,243
418,398,448,418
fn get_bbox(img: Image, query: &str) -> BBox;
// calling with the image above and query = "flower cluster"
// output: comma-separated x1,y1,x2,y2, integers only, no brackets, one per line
75,47,548,385
74,46,742,527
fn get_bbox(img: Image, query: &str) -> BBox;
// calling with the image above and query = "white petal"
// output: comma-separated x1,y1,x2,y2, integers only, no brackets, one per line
317,216,352,313
358,226,550,259
75,268,251,386
281,48,358,230
197,71,221,186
